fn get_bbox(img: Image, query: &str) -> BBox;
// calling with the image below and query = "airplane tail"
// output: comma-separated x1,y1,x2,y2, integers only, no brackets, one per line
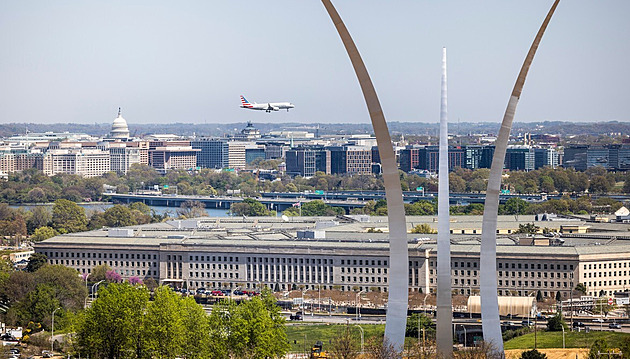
240,95,254,108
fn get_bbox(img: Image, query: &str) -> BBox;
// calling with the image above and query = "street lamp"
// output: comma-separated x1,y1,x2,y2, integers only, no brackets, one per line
91,280,105,302
459,324,467,348
423,292,432,317
51,307,61,353
356,290,366,321
354,325,364,354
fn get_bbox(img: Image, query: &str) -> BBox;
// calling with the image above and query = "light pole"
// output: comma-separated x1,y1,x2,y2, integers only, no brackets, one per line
561,325,565,349
91,280,105,302
356,290,366,321
355,325,364,354
51,307,61,353
423,292,432,317
459,324,467,348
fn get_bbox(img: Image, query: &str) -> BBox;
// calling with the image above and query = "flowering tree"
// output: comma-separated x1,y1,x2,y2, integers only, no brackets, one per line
128,276,143,285
105,270,122,283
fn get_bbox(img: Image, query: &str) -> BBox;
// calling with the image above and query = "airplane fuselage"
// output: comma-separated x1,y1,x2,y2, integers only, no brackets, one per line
240,96,294,112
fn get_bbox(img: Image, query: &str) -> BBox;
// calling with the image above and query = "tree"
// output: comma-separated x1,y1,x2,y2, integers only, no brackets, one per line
30,226,58,242
588,339,609,359
144,286,185,358
77,283,150,359
514,223,540,234
589,175,613,194
52,199,87,233
406,313,433,338
102,205,136,227
25,253,47,272
363,337,400,359
520,349,547,359
329,325,359,359
301,200,344,217
536,290,543,302
177,200,208,219
231,198,272,217
546,312,566,332
502,197,529,215
180,296,211,359
410,224,436,234
89,264,112,282
27,206,52,234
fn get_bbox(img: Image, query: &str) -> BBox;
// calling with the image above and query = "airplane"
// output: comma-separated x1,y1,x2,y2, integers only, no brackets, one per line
240,95,295,113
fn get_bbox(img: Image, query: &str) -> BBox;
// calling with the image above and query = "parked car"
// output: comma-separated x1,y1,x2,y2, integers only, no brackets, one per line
211,290,224,296
196,288,206,294
521,320,534,326
572,321,585,328
609,322,621,329
593,318,605,323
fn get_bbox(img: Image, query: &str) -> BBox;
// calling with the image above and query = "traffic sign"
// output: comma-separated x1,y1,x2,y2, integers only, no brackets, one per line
608,297,614,305
416,186,424,192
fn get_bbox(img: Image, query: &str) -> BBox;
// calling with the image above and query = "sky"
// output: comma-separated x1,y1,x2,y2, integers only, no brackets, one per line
0,1,628,125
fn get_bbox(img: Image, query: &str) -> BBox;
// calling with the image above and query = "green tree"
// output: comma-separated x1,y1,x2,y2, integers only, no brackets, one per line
30,226,58,242
103,205,136,227
89,264,112,282
589,175,613,194
77,282,150,359
25,253,48,272
406,313,433,338
574,283,587,295
301,200,343,217
515,223,540,234
410,224,436,234
405,200,436,215
52,199,87,233
588,338,609,359
180,296,211,359
26,206,52,234
546,312,566,332
502,197,529,215
520,349,547,359
231,198,272,217
144,286,185,358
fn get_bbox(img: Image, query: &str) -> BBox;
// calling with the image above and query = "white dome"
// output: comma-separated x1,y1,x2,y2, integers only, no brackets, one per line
110,108,130,139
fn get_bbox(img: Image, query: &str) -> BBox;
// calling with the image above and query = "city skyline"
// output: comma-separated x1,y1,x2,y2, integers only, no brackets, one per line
1,0,628,125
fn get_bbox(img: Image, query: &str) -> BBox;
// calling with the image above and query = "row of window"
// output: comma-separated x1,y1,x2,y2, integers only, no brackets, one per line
584,271,628,278
584,262,630,270
498,271,571,279
43,251,157,260
499,262,574,271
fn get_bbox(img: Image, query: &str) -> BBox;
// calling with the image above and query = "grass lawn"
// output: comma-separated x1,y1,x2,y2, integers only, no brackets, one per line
504,330,630,350
285,323,385,353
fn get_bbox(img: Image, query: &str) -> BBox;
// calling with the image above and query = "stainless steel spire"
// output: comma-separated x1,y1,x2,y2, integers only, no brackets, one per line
321,0,409,351
436,47,453,358
480,0,561,353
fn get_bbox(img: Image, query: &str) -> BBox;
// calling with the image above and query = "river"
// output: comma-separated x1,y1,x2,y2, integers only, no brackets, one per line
9,203,232,217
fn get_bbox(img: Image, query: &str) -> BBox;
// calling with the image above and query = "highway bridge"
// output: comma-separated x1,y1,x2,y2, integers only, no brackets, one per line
103,190,630,213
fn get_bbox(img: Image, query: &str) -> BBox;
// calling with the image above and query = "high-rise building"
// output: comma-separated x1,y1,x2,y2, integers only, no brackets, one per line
245,145,266,165
464,145,494,170
106,142,142,175
149,147,199,171
505,146,535,171
563,145,588,171
43,148,111,177
329,146,372,175
191,139,229,169
227,142,247,170
285,146,330,177
534,147,559,169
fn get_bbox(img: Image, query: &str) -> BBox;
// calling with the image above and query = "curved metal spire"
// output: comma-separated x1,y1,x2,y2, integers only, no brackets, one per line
321,0,409,351
436,47,453,357
479,0,561,353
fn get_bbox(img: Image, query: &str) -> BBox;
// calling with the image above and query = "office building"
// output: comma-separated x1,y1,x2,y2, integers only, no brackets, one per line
191,139,229,169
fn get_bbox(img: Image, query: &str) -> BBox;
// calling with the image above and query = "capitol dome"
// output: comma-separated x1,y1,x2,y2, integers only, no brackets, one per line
110,107,130,139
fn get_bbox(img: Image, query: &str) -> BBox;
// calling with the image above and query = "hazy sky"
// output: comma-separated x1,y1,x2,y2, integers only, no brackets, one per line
0,1,628,125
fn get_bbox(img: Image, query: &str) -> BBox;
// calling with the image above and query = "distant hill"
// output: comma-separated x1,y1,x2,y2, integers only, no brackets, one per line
0,120,628,139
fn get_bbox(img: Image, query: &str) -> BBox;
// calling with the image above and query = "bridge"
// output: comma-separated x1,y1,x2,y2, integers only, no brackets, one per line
102,190,611,213
105,193,366,212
